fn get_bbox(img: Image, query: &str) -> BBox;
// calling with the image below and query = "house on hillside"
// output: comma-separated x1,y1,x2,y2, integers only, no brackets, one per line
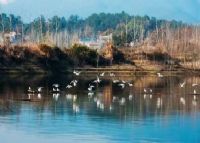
78,38,101,49
98,33,112,46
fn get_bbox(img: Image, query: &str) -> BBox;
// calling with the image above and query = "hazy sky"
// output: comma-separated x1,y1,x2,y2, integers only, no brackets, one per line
0,0,200,23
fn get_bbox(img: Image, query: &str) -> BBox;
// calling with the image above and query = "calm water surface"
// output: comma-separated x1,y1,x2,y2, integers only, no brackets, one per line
0,74,200,143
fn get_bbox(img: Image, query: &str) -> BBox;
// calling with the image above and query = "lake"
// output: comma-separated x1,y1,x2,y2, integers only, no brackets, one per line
0,73,200,143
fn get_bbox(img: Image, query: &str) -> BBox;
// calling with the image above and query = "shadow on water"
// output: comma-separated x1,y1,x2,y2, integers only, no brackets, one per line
0,73,200,142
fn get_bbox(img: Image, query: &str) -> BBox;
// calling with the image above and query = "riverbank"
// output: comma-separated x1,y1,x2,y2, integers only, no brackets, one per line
1,44,200,75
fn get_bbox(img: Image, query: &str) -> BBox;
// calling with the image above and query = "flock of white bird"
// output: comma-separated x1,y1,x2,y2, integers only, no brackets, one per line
179,81,199,106
27,71,199,113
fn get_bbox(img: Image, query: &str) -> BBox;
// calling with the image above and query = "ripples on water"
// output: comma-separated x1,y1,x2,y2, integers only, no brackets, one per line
0,74,200,143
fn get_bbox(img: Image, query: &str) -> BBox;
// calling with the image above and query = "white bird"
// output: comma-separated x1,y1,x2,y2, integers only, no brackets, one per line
180,97,186,105
94,76,101,83
88,92,94,98
53,84,59,88
53,87,60,92
113,80,119,83
71,80,78,87
88,92,94,96
128,83,133,87
157,73,164,78
66,85,73,89
110,73,115,77
192,83,198,87
89,84,95,88
52,86,60,93
122,80,126,84
118,83,125,89
28,87,35,93
37,87,43,93
88,86,94,91
73,70,81,76
180,82,186,88
88,87,92,91
150,94,153,99
100,72,105,77
143,88,153,94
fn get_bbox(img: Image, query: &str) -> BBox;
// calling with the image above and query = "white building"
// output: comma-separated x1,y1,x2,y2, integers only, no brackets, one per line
78,33,113,49
1,32,22,44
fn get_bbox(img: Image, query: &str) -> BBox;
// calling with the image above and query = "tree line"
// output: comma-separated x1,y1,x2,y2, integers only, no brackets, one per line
0,11,186,48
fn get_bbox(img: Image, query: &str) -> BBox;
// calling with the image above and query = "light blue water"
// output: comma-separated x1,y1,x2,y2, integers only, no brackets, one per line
0,74,200,143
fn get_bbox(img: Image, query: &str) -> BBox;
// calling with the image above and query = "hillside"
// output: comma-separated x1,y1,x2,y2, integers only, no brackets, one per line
0,12,200,73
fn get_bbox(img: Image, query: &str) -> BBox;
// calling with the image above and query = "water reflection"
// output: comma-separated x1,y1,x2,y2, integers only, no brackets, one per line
0,74,200,143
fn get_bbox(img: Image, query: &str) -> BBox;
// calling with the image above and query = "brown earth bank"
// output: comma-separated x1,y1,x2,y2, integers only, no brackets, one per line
0,44,200,75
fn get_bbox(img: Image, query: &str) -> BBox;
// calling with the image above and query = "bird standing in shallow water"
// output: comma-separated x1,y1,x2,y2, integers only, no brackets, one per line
28,87,35,94
52,84,60,93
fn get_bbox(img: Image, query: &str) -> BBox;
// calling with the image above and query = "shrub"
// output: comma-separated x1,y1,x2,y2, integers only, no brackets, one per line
71,44,98,66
